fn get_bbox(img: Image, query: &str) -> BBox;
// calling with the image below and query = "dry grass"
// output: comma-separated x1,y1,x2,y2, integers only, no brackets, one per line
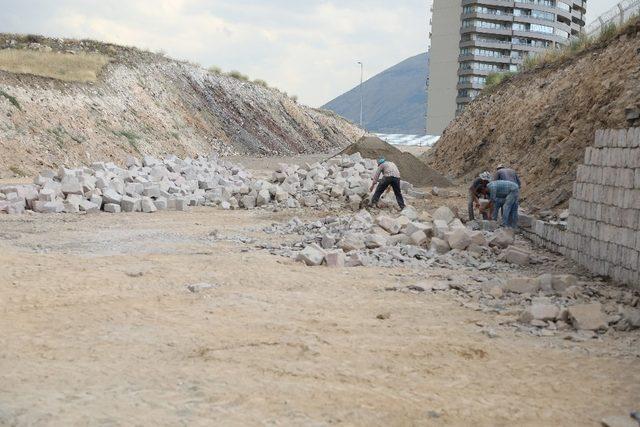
0,49,110,82
522,15,639,72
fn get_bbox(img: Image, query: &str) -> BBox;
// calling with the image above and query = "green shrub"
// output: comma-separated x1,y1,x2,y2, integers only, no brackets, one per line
0,90,22,111
228,70,249,81
253,79,268,88
598,22,618,43
207,66,222,74
484,72,516,90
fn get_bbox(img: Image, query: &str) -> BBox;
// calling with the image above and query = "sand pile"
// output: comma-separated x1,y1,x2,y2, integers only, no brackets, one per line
339,136,453,187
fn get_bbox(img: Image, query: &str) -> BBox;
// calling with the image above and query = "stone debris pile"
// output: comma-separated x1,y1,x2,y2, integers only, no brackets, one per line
0,152,424,215
263,206,540,270
389,272,640,336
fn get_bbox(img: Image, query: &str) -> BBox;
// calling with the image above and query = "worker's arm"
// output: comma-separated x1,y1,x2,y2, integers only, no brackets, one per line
469,185,480,207
370,166,382,191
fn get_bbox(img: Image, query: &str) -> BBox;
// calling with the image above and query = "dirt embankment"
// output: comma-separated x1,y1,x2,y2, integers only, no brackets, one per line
425,20,640,212
0,35,362,176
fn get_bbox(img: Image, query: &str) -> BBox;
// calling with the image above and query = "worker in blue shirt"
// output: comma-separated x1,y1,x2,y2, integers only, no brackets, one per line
480,180,520,228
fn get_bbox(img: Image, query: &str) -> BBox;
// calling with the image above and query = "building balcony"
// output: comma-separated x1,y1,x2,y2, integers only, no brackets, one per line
462,0,515,8
458,67,506,76
459,53,513,64
461,26,513,37
462,11,515,22
512,30,564,44
460,38,513,49
457,81,486,90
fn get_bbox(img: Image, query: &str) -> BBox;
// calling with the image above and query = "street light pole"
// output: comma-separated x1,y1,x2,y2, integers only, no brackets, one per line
357,61,364,130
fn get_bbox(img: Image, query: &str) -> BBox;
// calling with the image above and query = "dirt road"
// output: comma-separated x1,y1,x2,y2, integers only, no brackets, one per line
1,205,638,426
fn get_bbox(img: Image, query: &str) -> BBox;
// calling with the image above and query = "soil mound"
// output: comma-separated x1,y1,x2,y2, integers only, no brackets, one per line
340,136,453,187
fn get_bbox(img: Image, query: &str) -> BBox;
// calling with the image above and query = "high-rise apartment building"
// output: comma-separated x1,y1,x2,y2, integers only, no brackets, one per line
426,0,587,135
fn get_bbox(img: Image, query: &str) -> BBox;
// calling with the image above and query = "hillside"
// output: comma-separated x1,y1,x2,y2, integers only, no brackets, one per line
0,34,362,176
322,52,428,135
425,20,640,212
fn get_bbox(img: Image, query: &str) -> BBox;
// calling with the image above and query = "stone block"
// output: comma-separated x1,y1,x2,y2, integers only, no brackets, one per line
102,189,123,205
567,303,607,331
400,206,419,221
78,199,100,214
120,196,141,212
504,277,539,294
489,228,515,248
256,189,271,206
325,251,346,268
296,244,326,266
519,303,560,323
38,189,56,202
141,197,157,213
376,215,401,235
339,235,366,252
432,206,455,224
429,237,450,254
104,203,121,213
364,234,387,249
433,220,449,239
33,200,64,213
240,195,256,209
469,231,487,246
446,228,472,250
409,231,428,246
504,246,531,265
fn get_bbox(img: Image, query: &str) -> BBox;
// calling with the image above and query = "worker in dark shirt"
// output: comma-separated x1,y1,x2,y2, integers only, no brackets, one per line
468,171,492,220
494,164,521,187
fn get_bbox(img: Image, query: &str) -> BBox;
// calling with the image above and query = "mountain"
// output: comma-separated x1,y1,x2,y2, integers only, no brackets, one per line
322,52,429,136
0,34,360,176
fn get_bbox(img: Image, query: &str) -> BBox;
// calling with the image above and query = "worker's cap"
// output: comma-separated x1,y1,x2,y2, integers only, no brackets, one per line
496,164,506,170
377,157,386,165
479,172,492,181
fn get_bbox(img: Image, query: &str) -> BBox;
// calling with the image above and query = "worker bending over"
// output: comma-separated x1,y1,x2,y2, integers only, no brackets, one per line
480,179,520,228
370,157,406,210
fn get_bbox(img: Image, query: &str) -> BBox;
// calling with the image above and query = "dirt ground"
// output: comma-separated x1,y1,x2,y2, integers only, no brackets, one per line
0,157,639,426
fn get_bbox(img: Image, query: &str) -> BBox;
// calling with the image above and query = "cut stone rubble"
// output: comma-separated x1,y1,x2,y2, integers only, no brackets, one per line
0,152,429,215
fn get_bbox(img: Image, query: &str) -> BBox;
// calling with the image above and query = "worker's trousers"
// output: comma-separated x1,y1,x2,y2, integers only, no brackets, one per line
372,177,405,210
493,189,519,228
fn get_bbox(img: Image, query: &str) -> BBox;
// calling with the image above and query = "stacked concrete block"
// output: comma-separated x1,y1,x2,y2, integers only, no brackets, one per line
525,128,639,287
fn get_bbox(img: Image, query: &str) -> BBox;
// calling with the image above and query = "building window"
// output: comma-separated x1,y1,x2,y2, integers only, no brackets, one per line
458,75,487,84
463,19,509,30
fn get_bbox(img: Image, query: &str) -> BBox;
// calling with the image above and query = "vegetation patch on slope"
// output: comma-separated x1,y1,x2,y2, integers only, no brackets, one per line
0,49,110,83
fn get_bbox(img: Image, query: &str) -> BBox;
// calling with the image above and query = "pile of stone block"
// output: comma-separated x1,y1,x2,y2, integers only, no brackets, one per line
0,152,422,215
0,154,254,214
267,152,419,210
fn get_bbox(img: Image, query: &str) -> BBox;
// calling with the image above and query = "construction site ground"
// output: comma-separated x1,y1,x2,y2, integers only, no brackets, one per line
1,156,638,426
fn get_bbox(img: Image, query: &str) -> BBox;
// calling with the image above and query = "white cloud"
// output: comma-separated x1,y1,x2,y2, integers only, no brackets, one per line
0,0,430,106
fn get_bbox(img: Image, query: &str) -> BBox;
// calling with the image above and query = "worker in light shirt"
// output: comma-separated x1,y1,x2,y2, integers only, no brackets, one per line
369,157,405,210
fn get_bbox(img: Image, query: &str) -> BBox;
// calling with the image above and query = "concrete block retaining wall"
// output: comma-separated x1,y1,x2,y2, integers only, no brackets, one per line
522,128,639,288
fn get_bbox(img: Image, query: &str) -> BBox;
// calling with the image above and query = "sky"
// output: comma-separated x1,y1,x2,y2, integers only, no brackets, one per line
0,0,622,107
